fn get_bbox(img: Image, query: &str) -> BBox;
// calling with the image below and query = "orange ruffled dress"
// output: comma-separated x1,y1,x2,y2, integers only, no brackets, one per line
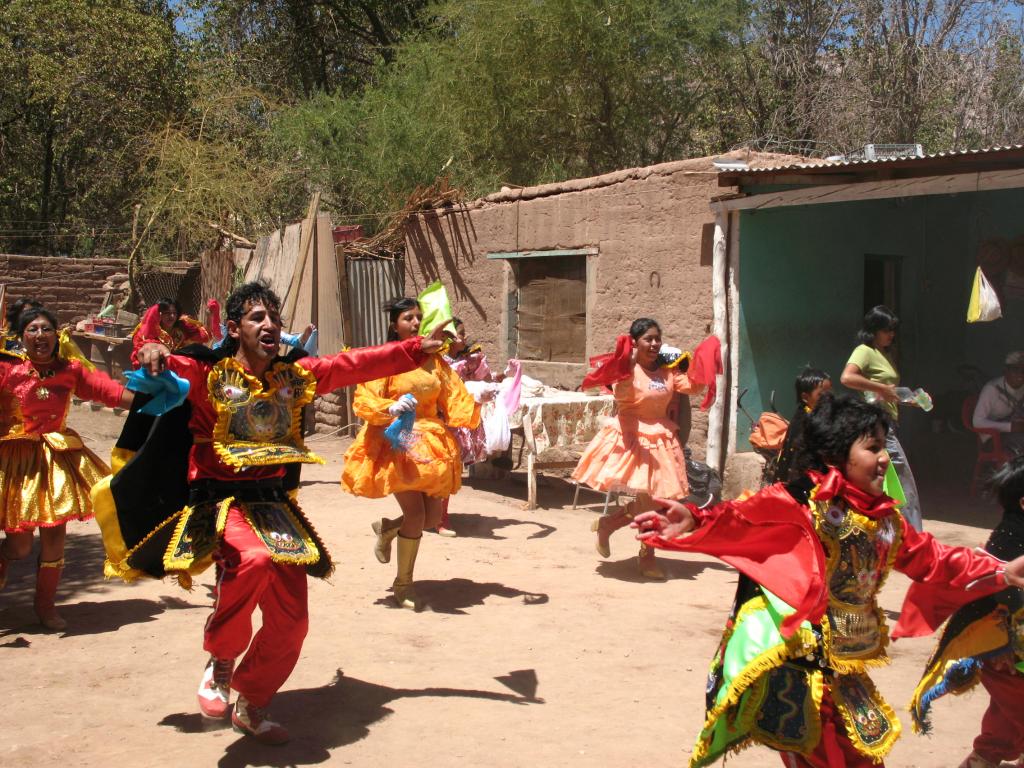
341,357,480,499
572,364,701,499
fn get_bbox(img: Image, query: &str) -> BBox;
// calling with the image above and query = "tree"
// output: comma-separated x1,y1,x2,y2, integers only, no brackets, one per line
134,61,306,260
273,0,743,227
187,0,430,98
0,0,185,254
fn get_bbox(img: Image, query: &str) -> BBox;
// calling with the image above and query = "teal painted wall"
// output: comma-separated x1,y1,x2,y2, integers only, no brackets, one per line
737,187,1024,449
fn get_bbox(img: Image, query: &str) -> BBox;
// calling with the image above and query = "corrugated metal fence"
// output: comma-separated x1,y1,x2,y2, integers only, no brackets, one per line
346,256,405,347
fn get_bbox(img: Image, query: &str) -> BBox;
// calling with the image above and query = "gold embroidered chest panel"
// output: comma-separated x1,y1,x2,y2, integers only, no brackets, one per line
208,357,324,468
813,501,903,671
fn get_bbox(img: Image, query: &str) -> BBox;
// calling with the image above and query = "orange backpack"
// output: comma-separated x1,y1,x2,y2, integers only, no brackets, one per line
749,412,789,451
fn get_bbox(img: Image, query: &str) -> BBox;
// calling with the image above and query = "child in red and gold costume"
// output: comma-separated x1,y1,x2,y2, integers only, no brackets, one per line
633,394,1024,768
901,454,1024,768
0,305,133,630
95,282,440,744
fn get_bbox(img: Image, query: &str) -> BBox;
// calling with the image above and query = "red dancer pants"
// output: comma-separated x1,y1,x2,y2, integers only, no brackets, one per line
973,665,1024,764
203,506,309,708
779,692,878,768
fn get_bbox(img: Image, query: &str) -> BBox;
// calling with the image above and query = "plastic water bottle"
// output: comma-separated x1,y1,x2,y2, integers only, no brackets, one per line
865,388,933,412
895,387,934,412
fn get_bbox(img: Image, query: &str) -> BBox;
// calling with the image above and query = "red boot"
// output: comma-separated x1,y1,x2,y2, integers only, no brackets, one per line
436,498,456,537
34,558,67,631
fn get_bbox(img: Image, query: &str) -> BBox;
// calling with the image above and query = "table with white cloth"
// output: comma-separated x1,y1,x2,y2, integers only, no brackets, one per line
506,391,615,509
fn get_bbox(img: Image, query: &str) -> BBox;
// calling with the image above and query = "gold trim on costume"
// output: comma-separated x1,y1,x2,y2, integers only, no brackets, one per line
831,673,901,759
689,596,818,767
163,498,231,582
208,357,324,469
812,500,903,674
746,664,824,755
239,500,320,567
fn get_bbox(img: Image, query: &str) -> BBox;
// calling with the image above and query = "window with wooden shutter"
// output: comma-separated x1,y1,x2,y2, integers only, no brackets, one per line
512,255,587,363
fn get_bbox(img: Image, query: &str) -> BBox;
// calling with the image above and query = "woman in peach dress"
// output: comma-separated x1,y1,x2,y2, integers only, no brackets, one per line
573,318,704,579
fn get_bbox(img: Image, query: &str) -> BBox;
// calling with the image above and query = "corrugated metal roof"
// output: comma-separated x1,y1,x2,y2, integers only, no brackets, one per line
717,144,1024,187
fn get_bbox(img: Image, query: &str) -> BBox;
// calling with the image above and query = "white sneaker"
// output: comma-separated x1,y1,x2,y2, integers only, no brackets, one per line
197,656,234,719
957,752,999,768
232,696,290,745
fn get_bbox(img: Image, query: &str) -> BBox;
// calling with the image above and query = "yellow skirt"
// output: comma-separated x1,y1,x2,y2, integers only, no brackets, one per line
0,435,110,532
341,418,463,499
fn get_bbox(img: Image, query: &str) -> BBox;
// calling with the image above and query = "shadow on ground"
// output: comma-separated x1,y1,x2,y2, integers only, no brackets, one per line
372,577,548,615
0,593,206,639
0,529,208,637
595,554,732,584
159,668,543,767
442,511,556,540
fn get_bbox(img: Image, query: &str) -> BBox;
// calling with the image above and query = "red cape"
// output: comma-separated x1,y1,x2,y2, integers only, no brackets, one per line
648,481,827,636
688,335,722,410
581,334,632,390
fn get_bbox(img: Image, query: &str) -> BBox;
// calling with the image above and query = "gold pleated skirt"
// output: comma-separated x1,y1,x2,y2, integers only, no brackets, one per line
0,435,110,532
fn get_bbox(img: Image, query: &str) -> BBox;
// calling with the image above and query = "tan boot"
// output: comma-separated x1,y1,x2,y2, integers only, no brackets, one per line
638,543,666,580
34,558,67,631
590,508,631,558
372,516,402,564
392,534,421,610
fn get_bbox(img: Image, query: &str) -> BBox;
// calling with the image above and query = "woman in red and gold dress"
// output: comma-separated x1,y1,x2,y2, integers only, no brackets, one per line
0,306,133,629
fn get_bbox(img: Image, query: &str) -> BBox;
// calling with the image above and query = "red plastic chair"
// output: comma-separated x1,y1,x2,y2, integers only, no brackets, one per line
962,395,1013,495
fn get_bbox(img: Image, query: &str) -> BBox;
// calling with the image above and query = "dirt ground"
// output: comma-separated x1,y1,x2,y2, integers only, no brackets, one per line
0,405,1014,768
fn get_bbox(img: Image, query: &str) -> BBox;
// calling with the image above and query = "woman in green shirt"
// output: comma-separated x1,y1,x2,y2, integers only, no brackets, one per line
840,305,923,531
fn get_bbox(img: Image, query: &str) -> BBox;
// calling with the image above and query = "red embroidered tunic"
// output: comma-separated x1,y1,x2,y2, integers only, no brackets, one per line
0,356,125,437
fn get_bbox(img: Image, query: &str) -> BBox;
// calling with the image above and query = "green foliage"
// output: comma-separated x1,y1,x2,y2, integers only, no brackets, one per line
134,61,307,261
0,0,184,254
187,0,430,97
273,0,744,227
3,0,1023,256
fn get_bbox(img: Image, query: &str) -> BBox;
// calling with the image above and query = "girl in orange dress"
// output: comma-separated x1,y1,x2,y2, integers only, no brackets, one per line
0,306,133,630
341,298,480,609
573,318,704,579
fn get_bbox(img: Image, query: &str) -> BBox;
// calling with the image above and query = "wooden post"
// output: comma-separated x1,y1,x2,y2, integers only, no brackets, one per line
706,207,728,473
726,211,741,458
336,245,357,435
282,191,320,326
523,412,538,509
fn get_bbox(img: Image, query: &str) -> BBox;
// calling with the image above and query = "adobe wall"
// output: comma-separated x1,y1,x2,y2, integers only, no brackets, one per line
404,158,730,455
0,254,129,325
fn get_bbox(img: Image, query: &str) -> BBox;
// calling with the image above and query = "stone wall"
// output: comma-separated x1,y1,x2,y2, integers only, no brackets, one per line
0,254,129,325
314,390,350,434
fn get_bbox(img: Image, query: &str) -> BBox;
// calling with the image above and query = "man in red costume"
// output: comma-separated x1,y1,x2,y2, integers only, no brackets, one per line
98,281,441,745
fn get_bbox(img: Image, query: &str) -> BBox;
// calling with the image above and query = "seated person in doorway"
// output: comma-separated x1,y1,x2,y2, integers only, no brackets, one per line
973,350,1024,453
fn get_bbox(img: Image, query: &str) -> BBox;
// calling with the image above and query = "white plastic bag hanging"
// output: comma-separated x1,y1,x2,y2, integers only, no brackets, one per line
966,266,1002,323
